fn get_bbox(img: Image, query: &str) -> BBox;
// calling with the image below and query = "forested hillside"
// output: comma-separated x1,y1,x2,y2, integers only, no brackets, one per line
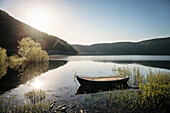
0,10,77,55
73,37,170,55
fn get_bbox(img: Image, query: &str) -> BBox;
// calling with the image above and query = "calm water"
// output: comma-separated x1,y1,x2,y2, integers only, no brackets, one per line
0,55,170,104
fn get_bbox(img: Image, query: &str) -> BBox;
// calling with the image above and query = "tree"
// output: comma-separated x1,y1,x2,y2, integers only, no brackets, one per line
0,47,8,79
17,37,49,62
0,47,7,64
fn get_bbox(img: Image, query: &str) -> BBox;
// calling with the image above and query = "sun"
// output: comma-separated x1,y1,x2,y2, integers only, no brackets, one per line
27,10,47,30
33,80,42,89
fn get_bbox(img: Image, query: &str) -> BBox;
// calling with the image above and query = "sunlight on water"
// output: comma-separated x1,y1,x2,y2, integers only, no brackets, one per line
33,80,42,89
1,55,170,106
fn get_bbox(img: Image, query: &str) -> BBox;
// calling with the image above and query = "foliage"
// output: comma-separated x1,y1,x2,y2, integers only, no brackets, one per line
0,37,49,80
0,64,169,112
0,47,8,79
139,71,170,108
0,9,77,55
25,89,47,103
0,47,7,64
76,67,170,112
8,54,23,69
17,37,49,62
0,94,51,113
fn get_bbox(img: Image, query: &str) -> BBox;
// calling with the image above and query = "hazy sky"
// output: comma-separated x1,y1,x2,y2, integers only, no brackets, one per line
0,0,170,45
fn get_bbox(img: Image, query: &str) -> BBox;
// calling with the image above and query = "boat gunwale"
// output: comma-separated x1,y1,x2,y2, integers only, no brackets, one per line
77,75,129,82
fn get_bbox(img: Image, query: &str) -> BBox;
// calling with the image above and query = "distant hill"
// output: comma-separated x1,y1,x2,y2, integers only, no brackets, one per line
73,37,170,55
0,10,77,55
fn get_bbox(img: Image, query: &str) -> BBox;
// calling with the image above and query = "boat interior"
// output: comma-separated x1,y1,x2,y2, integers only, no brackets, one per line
80,75,128,81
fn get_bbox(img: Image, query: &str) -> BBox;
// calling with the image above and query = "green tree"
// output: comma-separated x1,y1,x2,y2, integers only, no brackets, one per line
0,47,8,79
0,47,7,64
17,37,49,62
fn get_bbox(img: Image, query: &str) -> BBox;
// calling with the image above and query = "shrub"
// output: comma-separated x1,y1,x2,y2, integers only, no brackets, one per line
0,47,7,64
0,47,8,79
17,37,49,62
8,55,23,69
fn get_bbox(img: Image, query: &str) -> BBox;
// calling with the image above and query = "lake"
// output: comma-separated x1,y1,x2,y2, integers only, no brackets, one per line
0,55,170,111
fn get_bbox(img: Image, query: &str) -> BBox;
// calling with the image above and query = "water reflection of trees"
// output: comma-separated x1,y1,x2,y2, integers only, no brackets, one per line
18,61,49,84
0,62,8,79
0,60,67,93
96,60,170,70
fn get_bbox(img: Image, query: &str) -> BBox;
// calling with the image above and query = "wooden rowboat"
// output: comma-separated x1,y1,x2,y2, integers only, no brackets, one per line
76,75,130,87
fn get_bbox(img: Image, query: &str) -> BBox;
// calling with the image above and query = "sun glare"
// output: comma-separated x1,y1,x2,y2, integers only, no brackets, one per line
33,80,42,89
28,10,47,30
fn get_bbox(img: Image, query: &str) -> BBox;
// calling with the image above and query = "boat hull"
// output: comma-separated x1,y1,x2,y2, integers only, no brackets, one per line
76,76,130,87
76,76,130,94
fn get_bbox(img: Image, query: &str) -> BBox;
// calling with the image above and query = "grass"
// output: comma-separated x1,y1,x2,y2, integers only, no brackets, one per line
25,89,47,104
0,90,50,113
76,66,170,112
0,89,61,113
0,66,169,112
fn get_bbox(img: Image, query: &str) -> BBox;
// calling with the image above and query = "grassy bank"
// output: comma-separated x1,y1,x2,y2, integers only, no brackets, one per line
0,67,169,112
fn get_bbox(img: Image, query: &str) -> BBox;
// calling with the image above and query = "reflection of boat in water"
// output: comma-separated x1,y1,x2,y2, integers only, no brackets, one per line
76,75,130,94
76,83,129,94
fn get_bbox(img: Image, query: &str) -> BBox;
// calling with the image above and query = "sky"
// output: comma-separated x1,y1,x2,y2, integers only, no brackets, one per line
0,0,170,45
